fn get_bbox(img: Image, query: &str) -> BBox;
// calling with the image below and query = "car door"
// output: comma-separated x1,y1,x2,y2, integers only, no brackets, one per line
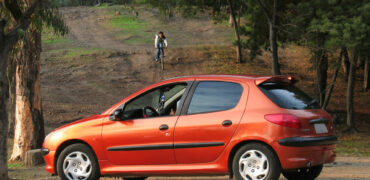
174,80,248,164
102,82,192,165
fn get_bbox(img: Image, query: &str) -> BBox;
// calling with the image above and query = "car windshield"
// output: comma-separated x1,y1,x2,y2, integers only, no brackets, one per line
258,83,320,110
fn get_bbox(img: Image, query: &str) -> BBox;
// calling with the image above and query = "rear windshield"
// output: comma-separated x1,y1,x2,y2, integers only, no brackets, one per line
258,83,320,110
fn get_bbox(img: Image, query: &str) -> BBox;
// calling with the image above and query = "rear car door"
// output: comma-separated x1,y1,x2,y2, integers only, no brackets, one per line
174,80,248,164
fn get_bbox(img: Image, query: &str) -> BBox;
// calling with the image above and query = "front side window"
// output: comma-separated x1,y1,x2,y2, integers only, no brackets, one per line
123,83,187,118
125,89,160,112
187,81,243,114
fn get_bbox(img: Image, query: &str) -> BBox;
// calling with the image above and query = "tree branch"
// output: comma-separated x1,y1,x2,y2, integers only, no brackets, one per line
322,48,344,109
4,0,42,48
4,0,23,21
257,0,272,22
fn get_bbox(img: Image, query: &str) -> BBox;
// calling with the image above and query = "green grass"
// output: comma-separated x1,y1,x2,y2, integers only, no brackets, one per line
7,138,24,169
336,139,370,157
42,37,73,44
64,48,104,58
42,27,72,45
8,162,24,169
94,3,109,8
110,15,148,31
105,7,153,45
44,47,106,59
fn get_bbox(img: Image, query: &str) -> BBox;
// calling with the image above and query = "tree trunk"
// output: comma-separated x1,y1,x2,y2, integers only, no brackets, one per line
257,0,281,74
10,30,44,161
316,52,328,107
0,1,41,177
7,56,16,138
269,21,280,75
313,32,328,107
228,13,234,28
346,49,358,132
237,6,242,27
364,56,369,91
261,0,281,75
342,48,350,78
0,46,10,180
322,48,343,109
227,0,243,63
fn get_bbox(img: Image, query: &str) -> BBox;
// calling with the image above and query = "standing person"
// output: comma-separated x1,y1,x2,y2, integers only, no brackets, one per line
155,31,168,62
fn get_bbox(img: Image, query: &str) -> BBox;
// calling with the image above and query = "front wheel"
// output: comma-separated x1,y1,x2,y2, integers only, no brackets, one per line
282,165,323,180
232,143,281,180
57,143,100,180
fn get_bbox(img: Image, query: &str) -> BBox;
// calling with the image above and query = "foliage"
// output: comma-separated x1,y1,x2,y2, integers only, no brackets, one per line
286,0,369,55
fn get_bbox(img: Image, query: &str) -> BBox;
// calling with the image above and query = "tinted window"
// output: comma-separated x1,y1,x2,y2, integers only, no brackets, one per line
258,83,320,109
187,81,243,114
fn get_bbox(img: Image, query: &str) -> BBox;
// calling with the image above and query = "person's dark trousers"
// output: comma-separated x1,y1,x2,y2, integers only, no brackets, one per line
156,48,164,60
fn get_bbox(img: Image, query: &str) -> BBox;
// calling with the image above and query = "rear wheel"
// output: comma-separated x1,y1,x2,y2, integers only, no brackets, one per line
232,143,281,180
282,165,323,180
57,143,100,180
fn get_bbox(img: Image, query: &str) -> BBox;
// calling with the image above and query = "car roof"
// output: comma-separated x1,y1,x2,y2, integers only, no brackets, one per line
165,74,294,85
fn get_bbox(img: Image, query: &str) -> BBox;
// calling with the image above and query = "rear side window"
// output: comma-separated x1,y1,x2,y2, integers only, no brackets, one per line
187,81,243,114
258,83,320,109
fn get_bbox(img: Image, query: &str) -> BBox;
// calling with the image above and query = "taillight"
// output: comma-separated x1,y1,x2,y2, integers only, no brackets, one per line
264,114,301,129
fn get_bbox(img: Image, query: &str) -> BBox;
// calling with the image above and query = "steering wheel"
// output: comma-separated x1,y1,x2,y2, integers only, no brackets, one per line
142,106,159,118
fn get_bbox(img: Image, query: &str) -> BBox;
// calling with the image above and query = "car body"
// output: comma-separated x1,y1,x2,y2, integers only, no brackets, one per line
42,75,337,180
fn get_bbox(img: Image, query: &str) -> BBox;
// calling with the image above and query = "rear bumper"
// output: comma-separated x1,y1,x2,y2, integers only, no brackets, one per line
275,135,337,169
278,135,337,147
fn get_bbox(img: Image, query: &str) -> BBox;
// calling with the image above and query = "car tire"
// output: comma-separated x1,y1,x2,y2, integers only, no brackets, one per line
57,143,100,180
232,143,281,180
282,164,323,180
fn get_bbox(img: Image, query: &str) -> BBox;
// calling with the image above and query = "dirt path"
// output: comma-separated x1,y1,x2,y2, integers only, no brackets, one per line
9,157,370,179
62,7,136,51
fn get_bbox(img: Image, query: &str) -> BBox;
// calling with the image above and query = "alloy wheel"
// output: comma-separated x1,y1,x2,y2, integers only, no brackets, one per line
238,150,269,180
63,151,92,180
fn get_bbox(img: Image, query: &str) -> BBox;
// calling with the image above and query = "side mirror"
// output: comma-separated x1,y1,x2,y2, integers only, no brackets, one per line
110,109,123,121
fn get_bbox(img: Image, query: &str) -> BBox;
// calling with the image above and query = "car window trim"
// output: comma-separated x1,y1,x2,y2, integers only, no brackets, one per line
180,81,244,116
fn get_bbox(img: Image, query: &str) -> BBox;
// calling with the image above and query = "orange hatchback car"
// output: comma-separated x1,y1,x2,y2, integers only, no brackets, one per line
42,75,337,180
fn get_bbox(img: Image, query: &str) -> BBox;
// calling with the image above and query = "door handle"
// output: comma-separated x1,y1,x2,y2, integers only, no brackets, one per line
222,120,233,126
159,124,169,130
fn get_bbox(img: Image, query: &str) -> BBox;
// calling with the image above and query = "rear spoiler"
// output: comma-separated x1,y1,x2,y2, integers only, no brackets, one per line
255,75,298,85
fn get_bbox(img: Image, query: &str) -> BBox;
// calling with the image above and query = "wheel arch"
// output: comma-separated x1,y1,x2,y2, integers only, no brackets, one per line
227,140,281,178
54,139,98,175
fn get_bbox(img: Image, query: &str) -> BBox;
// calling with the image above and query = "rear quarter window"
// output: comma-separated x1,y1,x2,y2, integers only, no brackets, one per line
258,83,319,110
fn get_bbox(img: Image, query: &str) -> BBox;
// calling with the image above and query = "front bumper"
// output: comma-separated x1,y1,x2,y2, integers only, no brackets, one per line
43,150,56,174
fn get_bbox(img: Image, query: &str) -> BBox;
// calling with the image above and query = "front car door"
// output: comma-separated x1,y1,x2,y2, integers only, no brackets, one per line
174,80,248,164
102,82,192,165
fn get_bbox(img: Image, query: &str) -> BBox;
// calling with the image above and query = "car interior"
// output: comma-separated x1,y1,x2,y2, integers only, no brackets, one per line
117,83,187,120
